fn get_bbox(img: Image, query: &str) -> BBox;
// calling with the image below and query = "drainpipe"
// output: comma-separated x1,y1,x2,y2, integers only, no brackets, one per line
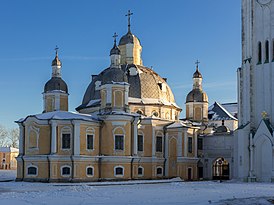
22,123,25,181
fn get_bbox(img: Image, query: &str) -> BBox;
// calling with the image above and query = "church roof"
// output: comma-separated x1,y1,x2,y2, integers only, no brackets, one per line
44,77,68,93
119,31,141,46
16,111,100,123
77,64,178,111
208,102,237,121
186,89,208,103
0,147,19,153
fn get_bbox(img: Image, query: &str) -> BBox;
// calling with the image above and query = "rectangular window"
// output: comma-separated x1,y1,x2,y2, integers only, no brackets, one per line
87,135,94,150
198,138,203,150
115,135,124,150
188,137,193,153
138,135,143,152
62,134,71,149
156,136,163,152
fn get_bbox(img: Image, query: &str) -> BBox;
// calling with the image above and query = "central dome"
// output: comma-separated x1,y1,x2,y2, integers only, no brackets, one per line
119,31,141,46
76,64,177,111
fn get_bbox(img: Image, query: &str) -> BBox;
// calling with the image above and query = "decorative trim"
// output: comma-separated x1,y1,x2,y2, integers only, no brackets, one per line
114,165,124,177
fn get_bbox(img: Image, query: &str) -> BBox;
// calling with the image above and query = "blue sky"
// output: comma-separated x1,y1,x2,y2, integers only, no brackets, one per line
0,0,241,128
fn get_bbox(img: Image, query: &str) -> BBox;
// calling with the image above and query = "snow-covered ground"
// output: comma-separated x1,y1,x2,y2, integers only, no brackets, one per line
0,170,274,205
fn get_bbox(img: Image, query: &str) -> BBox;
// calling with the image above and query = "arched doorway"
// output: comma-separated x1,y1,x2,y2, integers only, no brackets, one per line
212,158,229,180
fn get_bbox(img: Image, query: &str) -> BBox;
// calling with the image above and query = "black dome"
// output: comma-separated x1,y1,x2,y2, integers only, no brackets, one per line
215,125,230,133
186,89,208,103
110,44,120,56
102,67,126,84
193,69,202,78
44,77,68,93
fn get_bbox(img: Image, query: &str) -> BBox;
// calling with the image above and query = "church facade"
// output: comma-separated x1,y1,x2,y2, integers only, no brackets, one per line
235,0,274,182
16,13,202,182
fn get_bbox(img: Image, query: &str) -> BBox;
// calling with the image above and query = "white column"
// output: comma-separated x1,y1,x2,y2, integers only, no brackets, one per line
73,121,80,156
165,133,169,176
125,86,129,105
18,124,24,155
51,121,57,154
184,130,187,157
133,119,138,155
177,131,182,157
106,86,112,105
194,130,198,158
249,132,254,177
152,128,156,156
54,93,60,111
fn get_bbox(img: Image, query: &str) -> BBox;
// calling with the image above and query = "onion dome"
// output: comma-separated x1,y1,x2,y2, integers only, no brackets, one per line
215,125,230,133
44,77,68,93
186,89,208,103
193,67,202,78
51,51,62,66
110,32,120,55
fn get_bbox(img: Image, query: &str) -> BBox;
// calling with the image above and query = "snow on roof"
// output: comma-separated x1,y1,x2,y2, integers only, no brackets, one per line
128,97,181,109
0,147,19,153
221,102,238,116
208,102,237,121
86,99,101,107
16,111,100,123
167,121,190,129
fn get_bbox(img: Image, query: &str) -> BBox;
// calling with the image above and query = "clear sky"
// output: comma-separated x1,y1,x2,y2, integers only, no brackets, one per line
0,0,241,129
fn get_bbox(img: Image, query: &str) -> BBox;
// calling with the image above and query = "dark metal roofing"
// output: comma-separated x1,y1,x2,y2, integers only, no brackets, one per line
193,69,202,78
51,56,62,66
208,102,237,121
44,77,68,93
119,31,141,45
186,89,208,103
110,44,120,56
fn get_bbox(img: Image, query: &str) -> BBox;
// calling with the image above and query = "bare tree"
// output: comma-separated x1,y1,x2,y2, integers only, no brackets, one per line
7,128,19,148
0,125,19,148
0,125,8,147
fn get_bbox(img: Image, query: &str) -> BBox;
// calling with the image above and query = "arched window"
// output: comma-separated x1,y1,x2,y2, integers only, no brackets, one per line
113,127,125,151
28,125,39,149
152,111,159,117
86,127,95,150
258,41,262,64
156,167,163,176
86,166,94,177
114,166,124,177
136,110,143,115
61,127,71,150
61,166,71,176
27,166,38,176
265,40,269,63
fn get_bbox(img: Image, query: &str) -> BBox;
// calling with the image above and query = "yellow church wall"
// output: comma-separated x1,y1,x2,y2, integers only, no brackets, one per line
46,96,54,112
60,95,68,111
112,88,124,108
25,124,50,156
57,124,73,155
24,161,49,181
177,163,197,180
139,125,152,157
101,121,131,156
100,162,131,179
79,124,100,156
72,162,99,180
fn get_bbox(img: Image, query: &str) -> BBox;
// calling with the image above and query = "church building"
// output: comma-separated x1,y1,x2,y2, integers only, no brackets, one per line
16,11,201,182
235,0,274,182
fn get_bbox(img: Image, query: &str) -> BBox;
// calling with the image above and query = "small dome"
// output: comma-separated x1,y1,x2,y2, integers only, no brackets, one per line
119,31,141,46
215,125,230,133
44,77,68,93
110,44,120,56
102,67,126,84
186,89,208,103
52,55,62,66
193,68,202,78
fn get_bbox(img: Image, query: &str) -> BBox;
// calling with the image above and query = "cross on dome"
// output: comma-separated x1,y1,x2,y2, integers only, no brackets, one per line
195,60,200,70
125,10,133,32
112,32,118,45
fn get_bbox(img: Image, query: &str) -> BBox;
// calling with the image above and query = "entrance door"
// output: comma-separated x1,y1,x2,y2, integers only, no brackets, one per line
188,168,192,180
212,158,229,180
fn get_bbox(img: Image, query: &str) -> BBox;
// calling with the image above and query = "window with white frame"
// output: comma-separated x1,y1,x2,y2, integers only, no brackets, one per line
156,167,163,176
61,127,71,150
156,136,163,152
114,166,124,176
138,134,143,152
87,135,94,150
138,166,144,176
115,135,124,150
61,166,71,176
27,166,37,176
86,166,94,177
